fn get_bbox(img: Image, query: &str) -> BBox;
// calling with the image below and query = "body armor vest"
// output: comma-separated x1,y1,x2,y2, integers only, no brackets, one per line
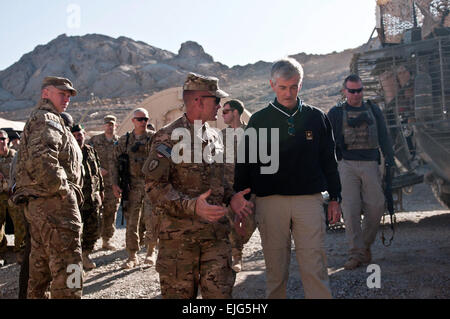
343,103,379,150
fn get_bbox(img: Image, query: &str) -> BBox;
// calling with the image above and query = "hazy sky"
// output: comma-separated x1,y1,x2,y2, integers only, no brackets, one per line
0,0,377,71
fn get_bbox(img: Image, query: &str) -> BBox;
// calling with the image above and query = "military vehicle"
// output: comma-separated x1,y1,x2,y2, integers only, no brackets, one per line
350,0,450,209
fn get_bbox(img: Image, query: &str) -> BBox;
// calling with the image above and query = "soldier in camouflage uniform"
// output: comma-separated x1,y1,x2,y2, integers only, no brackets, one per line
11,76,84,299
0,130,26,262
142,73,254,299
72,124,104,270
221,100,256,273
112,108,158,269
88,115,120,251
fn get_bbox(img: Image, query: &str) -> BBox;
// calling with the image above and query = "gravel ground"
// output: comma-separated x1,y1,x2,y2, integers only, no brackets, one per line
1,182,449,299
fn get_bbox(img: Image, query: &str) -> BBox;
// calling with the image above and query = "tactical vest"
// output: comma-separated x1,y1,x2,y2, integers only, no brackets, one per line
342,103,379,150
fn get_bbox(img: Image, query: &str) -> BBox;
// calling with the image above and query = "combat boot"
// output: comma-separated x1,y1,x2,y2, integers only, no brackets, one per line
232,255,243,273
82,251,96,270
121,251,139,269
102,239,117,251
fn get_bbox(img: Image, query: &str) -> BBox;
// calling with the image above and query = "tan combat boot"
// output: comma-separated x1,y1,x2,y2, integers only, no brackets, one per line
232,255,243,273
102,239,117,251
82,251,96,270
121,251,139,269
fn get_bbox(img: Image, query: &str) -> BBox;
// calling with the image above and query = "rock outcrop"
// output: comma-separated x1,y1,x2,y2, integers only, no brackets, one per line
0,33,359,117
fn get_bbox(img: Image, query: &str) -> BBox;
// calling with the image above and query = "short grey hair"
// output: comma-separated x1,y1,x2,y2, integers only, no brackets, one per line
0,130,8,138
271,57,304,84
133,108,149,117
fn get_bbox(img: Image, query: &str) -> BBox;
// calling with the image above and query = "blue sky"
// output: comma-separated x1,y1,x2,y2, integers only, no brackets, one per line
0,0,376,71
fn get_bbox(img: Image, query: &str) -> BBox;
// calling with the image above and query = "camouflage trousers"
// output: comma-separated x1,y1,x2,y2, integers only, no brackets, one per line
25,192,83,299
100,183,120,242
156,238,234,299
0,192,26,253
125,180,160,254
80,195,101,253
227,208,256,258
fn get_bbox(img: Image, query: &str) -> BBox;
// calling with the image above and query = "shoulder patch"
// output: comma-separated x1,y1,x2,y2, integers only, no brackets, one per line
45,119,64,133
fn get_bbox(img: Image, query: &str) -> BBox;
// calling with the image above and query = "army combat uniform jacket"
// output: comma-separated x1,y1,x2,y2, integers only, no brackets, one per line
14,99,83,214
143,114,235,241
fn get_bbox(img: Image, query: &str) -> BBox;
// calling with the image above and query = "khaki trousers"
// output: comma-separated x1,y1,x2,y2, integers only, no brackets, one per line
338,160,385,261
255,194,331,299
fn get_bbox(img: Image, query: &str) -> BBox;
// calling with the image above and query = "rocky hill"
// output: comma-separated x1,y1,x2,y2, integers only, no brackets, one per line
0,33,361,127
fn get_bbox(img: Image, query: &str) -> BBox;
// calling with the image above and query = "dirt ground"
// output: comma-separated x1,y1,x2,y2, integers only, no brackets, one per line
1,182,449,299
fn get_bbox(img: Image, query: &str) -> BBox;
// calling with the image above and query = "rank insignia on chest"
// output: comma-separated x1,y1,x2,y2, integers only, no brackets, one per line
306,131,313,140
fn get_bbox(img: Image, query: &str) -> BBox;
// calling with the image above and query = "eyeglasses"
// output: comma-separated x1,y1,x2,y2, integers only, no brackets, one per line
201,95,221,105
287,117,295,136
0,137,7,141
134,117,149,122
346,87,364,94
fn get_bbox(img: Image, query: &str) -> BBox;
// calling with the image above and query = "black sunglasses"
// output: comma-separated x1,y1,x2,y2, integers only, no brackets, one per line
287,117,295,136
0,137,7,141
134,117,149,122
201,95,221,105
346,87,364,94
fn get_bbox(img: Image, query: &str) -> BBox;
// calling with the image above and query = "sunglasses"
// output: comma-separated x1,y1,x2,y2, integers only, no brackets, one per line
201,95,221,105
0,137,7,141
346,87,364,94
287,117,295,136
134,117,149,122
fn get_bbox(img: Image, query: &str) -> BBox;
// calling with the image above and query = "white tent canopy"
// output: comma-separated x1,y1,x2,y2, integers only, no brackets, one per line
0,117,25,131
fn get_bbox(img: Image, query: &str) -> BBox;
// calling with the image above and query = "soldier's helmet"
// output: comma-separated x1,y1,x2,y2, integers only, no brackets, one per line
61,112,74,129
183,72,229,98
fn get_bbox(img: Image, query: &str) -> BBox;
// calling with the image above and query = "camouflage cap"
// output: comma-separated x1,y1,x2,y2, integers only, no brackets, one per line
41,76,77,96
104,115,117,124
183,72,229,98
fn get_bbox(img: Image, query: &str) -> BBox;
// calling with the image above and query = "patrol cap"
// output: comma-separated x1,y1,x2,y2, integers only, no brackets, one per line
71,124,84,133
183,72,229,98
41,76,77,96
104,115,117,124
